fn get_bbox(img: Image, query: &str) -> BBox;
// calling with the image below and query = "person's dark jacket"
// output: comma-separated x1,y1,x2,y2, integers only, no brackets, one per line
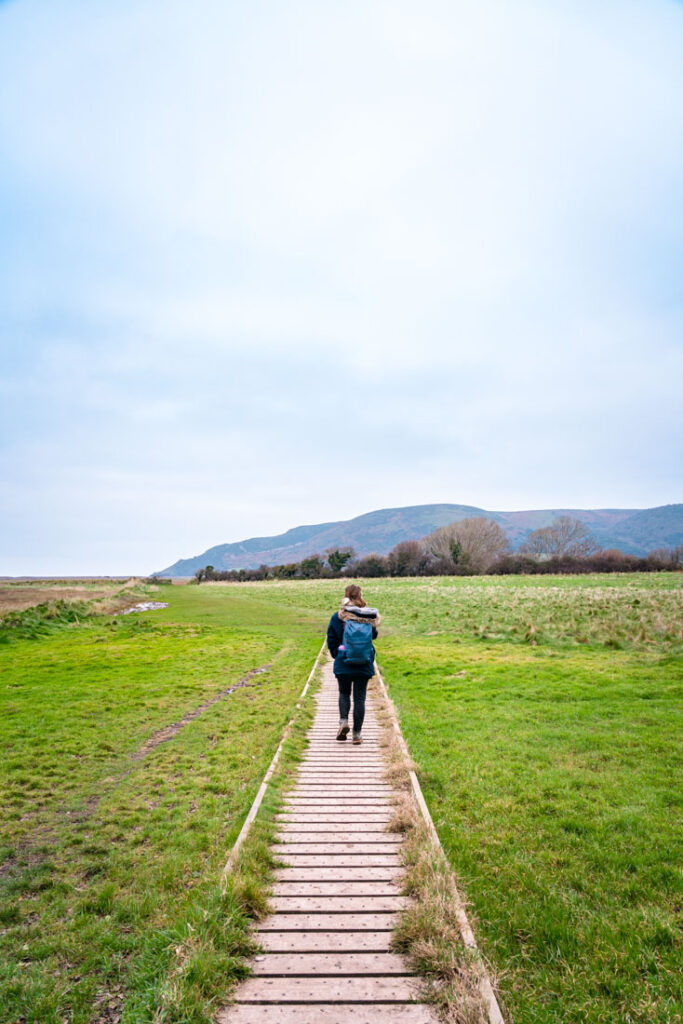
327,612,378,679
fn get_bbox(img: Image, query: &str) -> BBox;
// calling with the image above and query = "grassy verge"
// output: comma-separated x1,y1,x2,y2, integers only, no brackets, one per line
0,583,325,1024
396,819,490,1024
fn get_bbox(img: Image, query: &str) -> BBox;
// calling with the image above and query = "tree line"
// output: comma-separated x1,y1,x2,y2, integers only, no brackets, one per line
194,515,683,582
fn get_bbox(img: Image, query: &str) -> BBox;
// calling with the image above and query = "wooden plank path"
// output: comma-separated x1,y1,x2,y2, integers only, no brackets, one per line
218,659,437,1023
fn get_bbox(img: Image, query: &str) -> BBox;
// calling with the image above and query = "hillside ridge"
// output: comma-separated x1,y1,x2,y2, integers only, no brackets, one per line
156,502,682,575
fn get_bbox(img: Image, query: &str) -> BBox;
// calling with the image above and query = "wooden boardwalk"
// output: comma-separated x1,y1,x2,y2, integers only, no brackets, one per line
218,659,437,1023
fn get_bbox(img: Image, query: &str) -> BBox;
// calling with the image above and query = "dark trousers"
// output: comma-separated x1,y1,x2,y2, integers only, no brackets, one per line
336,674,369,733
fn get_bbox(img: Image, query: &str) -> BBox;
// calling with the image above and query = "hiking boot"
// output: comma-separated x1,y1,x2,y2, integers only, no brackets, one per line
352,731,362,745
336,719,350,741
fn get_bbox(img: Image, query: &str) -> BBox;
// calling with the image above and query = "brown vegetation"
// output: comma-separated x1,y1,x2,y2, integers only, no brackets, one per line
520,515,599,558
0,583,122,616
423,517,510,573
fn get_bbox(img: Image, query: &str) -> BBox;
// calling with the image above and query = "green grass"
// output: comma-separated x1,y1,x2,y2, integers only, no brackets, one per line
197,575,682,1023
382,638,681,1022
2,573,681,1023
0,582,323,1023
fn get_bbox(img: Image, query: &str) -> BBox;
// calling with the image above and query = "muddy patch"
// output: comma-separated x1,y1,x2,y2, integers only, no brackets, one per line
115,601,168,615
92,984,125,1024
131,664,270,760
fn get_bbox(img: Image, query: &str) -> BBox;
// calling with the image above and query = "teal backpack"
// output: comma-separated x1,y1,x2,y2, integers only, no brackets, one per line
342,619,374,667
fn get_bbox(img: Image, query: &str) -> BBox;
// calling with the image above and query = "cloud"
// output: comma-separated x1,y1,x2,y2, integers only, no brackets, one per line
0,0,682,572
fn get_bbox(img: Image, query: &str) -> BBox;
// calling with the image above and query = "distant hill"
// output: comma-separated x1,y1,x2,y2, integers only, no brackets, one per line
155,503,682,576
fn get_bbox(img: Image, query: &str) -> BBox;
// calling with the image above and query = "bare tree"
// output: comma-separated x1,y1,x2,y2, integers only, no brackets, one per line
387,540,427,576
520,528,551,558
645,547,682,569
520,516,599,558
351,553,389,577
422,517,509,573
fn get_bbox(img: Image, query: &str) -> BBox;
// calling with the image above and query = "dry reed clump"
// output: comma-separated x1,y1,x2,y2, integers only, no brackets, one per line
91,580,149,616
372,681,415,790
387,788,419,834
396,821,493,1024
381,732,415,790
371,672,497,1024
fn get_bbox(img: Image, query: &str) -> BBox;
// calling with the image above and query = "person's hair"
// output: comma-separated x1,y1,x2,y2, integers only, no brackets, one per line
344,583,366,607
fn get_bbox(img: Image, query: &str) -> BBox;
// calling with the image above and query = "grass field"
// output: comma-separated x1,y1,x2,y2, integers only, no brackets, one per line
0,582,323,1024
210,575,683,1023
1,574,681,1023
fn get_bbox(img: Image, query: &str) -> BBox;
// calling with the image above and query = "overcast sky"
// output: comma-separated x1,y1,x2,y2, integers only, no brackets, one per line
1,0,682,575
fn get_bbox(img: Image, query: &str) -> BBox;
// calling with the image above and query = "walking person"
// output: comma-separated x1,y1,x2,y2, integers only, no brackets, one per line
326,584,381,745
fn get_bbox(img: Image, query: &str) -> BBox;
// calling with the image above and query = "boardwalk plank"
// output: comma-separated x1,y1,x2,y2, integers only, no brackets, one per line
249,952,412,975
272,882,401,896
258,912,399,931
273,855,400,867
234,976,421,1003
219,1004,436,1022
275,832,399,842
270,896,408,912
257,930,395,952
273,867,402,882
273,842,401,855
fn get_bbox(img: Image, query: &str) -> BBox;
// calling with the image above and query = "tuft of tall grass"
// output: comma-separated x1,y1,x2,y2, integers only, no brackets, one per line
395,824,492,1024
0,599,93,641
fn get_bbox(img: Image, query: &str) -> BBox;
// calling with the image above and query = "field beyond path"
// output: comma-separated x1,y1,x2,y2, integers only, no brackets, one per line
213,575,683,1024
0,573,681,1023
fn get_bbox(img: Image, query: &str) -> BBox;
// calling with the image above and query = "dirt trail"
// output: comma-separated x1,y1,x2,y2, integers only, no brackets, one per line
131,664,271,760
82,663,273,818
218,659,437,1023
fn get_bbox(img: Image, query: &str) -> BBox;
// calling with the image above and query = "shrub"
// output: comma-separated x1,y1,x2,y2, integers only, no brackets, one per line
422,517,509,574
